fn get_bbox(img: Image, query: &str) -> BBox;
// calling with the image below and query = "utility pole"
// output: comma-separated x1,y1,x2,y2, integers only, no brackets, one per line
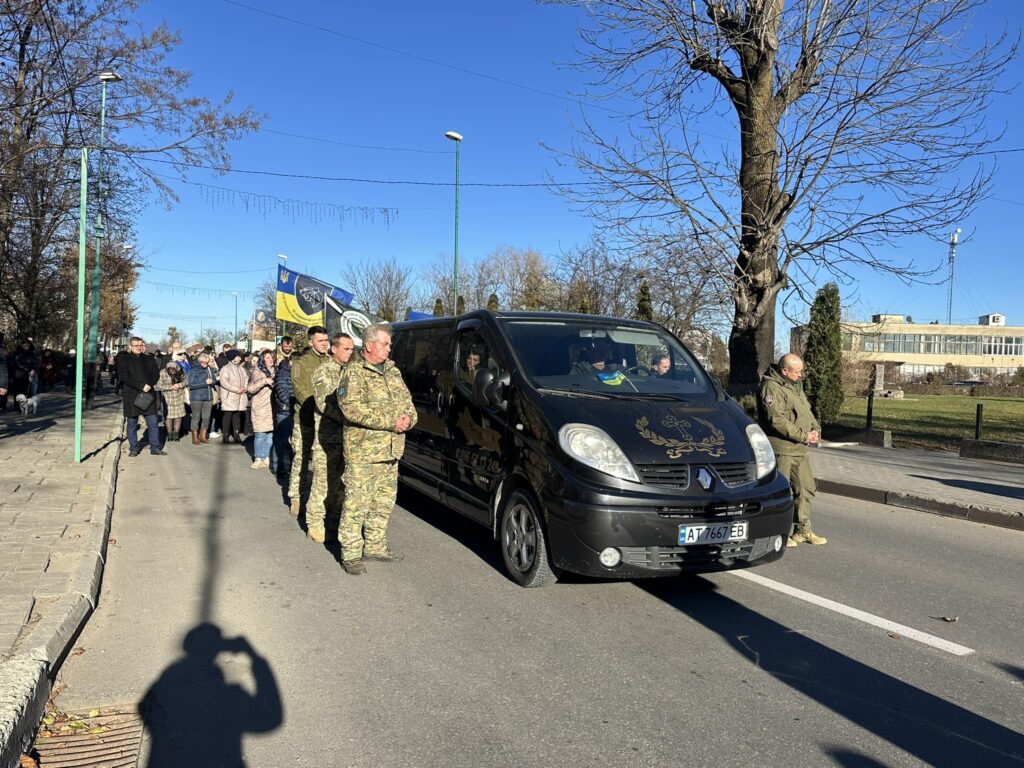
946,228,961,325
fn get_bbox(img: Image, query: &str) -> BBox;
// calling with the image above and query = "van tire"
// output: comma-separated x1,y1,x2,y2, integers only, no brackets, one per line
499,489,558,588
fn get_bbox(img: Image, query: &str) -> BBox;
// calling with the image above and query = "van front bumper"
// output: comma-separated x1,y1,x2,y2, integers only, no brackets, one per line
540,476,793,578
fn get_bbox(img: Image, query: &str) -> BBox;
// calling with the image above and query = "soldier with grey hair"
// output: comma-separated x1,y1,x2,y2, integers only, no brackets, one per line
335,323,416,574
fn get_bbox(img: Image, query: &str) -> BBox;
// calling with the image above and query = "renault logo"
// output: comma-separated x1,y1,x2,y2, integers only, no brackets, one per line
697,467,714,491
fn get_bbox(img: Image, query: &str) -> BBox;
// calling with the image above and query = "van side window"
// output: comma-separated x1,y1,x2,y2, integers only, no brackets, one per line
401,327,450,399
455,329,495,391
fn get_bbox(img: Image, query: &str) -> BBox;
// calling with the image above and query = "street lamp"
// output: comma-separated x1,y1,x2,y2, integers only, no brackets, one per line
946,228,962,325
232,291,239,347
444,131,462,313
85,69,122,409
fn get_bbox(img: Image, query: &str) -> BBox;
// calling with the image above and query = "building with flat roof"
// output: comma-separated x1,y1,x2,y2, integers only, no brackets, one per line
792,313,1024,381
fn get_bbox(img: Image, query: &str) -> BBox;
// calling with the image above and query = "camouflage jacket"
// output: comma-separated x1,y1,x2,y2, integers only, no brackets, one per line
290,348,329,413
337,356,416,462
312,357,346,443
757,366,820,455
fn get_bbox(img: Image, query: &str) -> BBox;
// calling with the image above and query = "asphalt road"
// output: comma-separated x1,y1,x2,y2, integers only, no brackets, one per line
55,438,1024,768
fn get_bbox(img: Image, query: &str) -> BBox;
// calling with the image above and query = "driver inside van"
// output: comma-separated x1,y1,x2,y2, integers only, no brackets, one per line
459,348,482,386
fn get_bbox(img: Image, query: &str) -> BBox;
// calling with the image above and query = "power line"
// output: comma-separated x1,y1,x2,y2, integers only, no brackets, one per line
137,156,578,187
260,128,452,155
222,0,627,117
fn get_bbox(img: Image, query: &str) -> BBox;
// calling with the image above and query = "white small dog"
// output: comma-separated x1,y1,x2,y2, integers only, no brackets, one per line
15,393,39,415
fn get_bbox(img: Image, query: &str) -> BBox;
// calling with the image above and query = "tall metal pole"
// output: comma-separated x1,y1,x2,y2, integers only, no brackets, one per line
444,131,463,313
74,149,89,463
86,73,119,406
946,228,961,325
453,139,460,311
233,292,238,346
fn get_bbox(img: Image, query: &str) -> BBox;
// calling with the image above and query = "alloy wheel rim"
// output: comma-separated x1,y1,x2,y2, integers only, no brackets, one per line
504,502,536,572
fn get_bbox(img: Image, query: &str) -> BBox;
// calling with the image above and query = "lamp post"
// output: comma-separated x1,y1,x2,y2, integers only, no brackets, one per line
85,69,122,409
444,131,462,313
232,291,239,347
946,227,962,325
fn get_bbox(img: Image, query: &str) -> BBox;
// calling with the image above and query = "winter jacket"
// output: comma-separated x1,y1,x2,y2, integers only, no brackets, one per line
187,365,218,402
218,361,249,411
0,348,7,390
273,358,293,411
247,366,275,433
117,352,160,417
757,365,820,456
337,356,416,463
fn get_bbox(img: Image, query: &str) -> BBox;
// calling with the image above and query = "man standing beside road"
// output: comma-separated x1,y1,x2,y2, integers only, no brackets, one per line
757,353,826,547
309,332,355,542
117,337,165,457
336,323,416,575
276,335,294,364
287,326,330,517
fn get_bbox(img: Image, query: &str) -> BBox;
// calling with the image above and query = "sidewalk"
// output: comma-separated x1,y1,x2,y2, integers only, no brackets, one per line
0,388,122,767
815,442,1024,530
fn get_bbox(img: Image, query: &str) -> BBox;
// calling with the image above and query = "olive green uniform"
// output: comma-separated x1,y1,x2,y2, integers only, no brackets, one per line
757,366,820,534
336,356,416,560
311,357,346,533
287,348,330,507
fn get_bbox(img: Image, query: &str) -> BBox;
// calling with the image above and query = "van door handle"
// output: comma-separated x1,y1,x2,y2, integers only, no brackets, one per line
436,392,444,412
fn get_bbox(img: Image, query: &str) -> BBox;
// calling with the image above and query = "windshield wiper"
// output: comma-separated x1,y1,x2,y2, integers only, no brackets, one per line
537,387,611,400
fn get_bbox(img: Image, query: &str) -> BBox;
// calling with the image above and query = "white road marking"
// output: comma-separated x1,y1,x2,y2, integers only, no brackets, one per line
730,570,975,657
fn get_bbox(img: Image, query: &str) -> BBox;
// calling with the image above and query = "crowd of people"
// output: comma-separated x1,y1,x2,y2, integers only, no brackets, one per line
0,334,78,413
115,324,417,575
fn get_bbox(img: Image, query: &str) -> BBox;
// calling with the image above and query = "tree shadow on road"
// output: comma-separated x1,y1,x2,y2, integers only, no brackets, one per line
907,474,1024,500
639,577,1024,767
138,622,282,768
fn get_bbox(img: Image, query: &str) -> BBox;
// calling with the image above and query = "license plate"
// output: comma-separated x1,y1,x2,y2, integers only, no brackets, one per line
679,521,748,545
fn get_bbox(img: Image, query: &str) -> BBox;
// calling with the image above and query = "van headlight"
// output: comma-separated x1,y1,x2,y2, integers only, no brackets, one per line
558,424,640,483
746,423,776,479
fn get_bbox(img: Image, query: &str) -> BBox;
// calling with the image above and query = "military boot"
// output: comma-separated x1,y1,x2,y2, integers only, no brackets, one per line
307,526,326,543
289,498,300,517
342,559,366,575
792,530,828,545
364,548,404,563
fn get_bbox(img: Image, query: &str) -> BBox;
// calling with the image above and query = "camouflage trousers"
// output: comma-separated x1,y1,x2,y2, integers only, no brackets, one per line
287,409,314,502
306,438,344,532
777,451,816,533
340,460,398,561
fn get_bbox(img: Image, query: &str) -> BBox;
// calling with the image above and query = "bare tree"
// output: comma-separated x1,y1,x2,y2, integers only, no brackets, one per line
342,257,416,322
549,0,1015,391
0,0,259,340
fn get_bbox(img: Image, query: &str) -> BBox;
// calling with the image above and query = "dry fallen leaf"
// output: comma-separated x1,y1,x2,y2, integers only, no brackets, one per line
88,708,100,718
20,753,40,768
887,632,902,640
930,615,959,623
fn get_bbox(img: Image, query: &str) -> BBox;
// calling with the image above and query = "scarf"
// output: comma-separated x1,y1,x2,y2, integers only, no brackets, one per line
257,357,274,380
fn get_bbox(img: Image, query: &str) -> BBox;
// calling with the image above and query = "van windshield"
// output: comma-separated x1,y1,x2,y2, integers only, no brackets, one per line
500,319,714,398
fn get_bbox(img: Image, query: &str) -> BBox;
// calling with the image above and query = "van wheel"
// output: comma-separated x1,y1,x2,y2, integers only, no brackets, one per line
500,490,558,588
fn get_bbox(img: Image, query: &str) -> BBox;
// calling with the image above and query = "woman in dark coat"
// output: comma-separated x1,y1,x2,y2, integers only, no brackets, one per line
116,337,164,457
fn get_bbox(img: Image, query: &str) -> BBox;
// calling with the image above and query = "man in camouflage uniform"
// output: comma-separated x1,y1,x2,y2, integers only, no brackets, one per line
309,332,355,542
757,353,827,548
287,326,330,518
336,323,416,575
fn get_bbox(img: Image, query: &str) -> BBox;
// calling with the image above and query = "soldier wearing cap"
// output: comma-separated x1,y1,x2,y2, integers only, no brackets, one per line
757,353,826,547
309,332,355,542
335,323,416,575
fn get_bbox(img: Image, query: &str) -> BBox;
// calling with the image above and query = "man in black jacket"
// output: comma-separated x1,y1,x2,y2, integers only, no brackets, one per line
117,337,165,456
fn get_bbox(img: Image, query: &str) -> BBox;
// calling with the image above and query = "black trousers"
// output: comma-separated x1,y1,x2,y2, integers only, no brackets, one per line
222,410,244,442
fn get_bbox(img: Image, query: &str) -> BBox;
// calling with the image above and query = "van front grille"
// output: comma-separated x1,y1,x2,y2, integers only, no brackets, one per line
656,502,760,519
712,462,755,487
637,464,690,490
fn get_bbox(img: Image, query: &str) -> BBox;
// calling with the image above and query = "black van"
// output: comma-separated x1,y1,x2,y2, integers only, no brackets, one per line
389,311,793,587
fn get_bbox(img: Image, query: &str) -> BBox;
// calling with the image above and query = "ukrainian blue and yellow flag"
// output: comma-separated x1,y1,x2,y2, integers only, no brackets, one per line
276,266,356,326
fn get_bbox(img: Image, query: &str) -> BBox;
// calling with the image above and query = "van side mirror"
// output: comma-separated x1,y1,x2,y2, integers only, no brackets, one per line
473,369,508,412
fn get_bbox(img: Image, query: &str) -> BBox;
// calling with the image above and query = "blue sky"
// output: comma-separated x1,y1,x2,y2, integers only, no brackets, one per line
124,0,1024,344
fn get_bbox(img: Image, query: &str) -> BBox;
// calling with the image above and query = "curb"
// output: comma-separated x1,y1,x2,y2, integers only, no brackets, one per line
0,410,122,768
817,479,1024,531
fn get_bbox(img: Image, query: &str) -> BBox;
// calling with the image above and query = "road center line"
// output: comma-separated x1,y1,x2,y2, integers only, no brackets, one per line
729,570,975,657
